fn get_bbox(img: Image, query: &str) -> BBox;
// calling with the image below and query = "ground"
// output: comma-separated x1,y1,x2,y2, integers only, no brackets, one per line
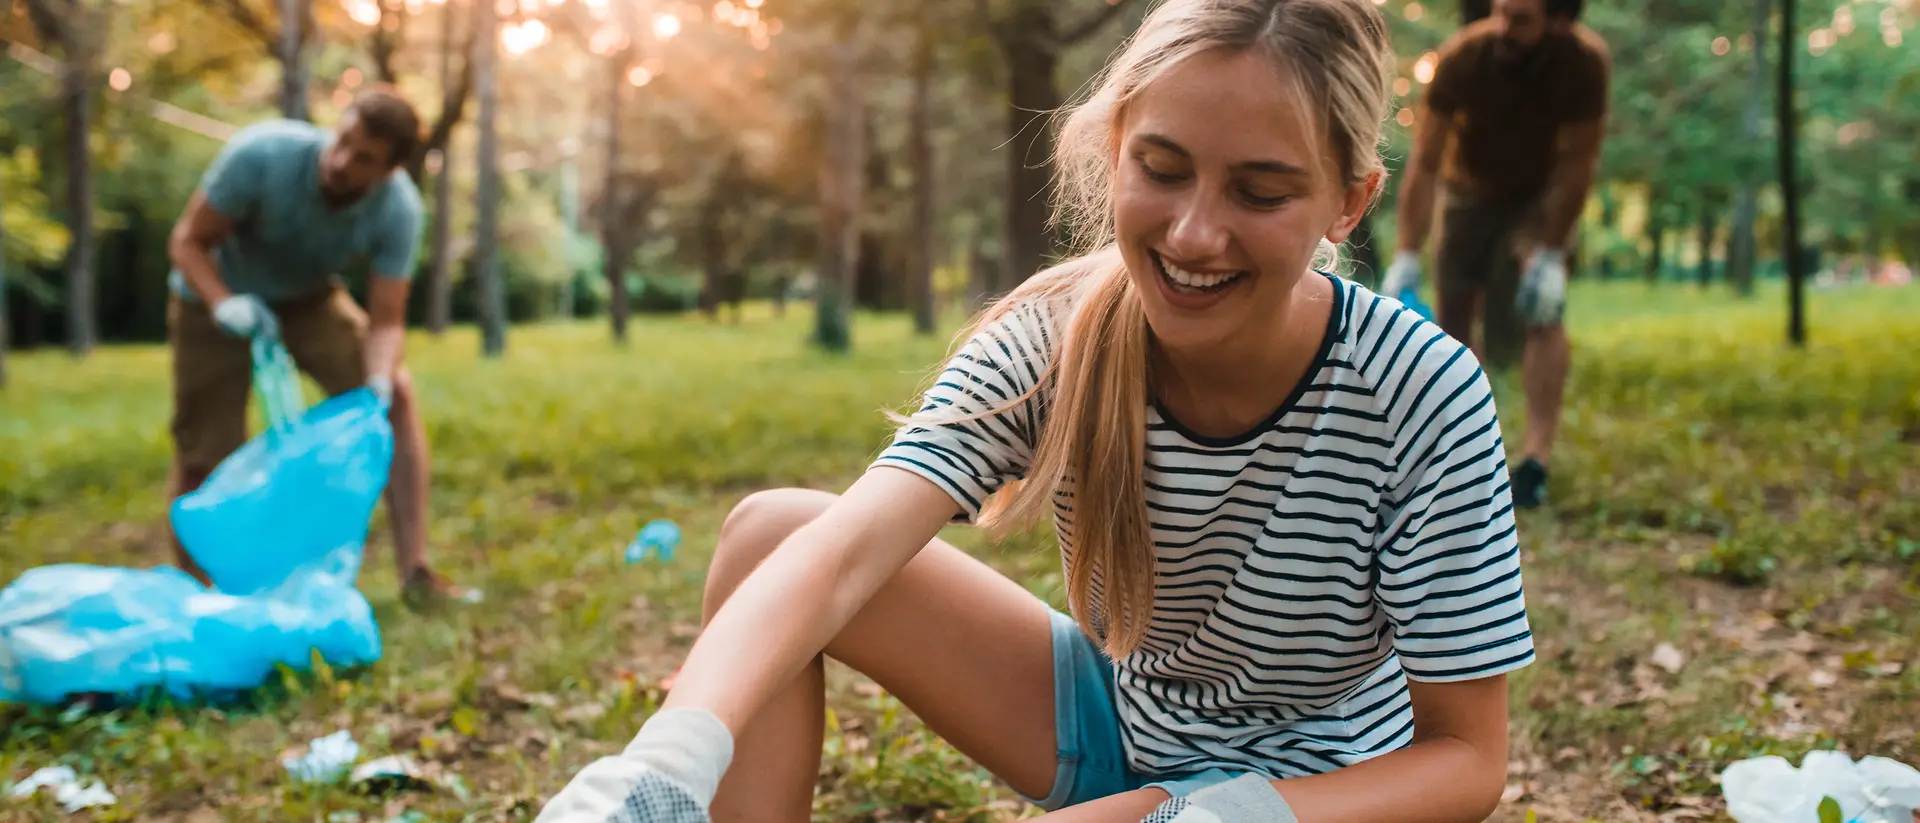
2,280,1917,823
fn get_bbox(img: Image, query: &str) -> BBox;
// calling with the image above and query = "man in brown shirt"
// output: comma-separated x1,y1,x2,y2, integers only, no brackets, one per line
1382,0,1611,509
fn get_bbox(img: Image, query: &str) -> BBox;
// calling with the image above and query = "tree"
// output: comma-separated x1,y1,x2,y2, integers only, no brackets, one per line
473,0,504,356
814,36,862,352
976,0,1141,293
195,0,311,118
24,0,99,356
908,7,937,335
1726,0,1770,295
1777,0,1805,345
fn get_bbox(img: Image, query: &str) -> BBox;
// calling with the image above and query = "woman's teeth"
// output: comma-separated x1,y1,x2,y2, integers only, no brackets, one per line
1158,256,1244,292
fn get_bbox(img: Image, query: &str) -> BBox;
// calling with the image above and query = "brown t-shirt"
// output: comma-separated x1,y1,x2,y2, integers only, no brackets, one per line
1425,20,1612,199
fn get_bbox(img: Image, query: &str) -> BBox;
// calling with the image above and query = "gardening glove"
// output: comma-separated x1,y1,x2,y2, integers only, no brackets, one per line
212,294,280,341
532,707,734,823
1140,773,1299,823
366,374,394,406
1515,248,1568,327
1380,251,1423,300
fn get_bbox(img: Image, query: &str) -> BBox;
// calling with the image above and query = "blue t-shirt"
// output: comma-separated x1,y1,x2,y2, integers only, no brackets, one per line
171,120,423,303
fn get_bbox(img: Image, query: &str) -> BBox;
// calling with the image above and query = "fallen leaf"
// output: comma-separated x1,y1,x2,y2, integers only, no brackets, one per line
1809,669,1840,687
1650,643,1687,675
852,681,885,699
1502,782,1530,803
670,623,701,640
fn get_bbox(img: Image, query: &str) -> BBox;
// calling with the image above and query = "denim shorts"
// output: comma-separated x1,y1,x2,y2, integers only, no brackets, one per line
1020,608,1269,810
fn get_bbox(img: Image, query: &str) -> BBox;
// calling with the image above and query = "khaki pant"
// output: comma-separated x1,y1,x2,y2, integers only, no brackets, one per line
1435,186,1555,371
168,287,369,473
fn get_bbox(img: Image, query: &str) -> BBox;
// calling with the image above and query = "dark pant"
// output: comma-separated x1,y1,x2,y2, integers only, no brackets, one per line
1435,186,1549,372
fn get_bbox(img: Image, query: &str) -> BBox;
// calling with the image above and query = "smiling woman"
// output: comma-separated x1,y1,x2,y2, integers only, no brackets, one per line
532,3,1529,823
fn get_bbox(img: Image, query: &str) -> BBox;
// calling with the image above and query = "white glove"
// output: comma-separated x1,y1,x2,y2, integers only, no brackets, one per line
533,708,734,823
212,295,280,340
366,374,394,406
1141,773,1298,823
1515,248,1568,327
1380,251,1422,299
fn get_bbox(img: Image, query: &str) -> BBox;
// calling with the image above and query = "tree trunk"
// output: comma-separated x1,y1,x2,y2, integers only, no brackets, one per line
815,41,863,353
1727,0,1769,296
1,177,9,388
425,0,456,333
1645,222,1665,283
1777,0,1805,346
698,184,725,321
909,18,937,336
279,0,309,120
998,4,1061,294
1696,209,1718,287
602,52,629,344
473,0,504,356
62,47,95,357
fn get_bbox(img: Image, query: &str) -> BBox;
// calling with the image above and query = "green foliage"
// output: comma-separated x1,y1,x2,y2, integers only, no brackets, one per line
0,148,72,271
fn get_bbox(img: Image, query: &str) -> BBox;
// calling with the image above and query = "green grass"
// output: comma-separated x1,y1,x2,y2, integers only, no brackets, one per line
3,281,1917,822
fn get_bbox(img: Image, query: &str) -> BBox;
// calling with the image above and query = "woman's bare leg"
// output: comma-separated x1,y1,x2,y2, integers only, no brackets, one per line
702,488,1061,823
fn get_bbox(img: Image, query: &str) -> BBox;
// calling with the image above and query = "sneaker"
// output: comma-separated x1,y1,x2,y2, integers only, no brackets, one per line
1511,458,1549,510
401,567,483,611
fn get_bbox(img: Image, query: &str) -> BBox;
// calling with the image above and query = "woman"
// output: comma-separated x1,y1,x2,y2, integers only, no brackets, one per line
537,0,1532,820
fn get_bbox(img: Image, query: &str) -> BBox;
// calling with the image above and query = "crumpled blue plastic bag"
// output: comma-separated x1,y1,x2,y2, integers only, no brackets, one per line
0,339,390,705
170,388,395,596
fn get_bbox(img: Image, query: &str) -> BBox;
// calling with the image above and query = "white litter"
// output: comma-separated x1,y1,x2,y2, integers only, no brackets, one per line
282,729,362,784
7,765,118,812
1723,751,1920,823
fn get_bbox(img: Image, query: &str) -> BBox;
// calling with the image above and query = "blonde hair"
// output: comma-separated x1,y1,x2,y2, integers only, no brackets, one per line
913,0,1394,658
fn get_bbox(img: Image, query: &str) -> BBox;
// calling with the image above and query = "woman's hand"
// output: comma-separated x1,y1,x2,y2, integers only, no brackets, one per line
533,708,733,823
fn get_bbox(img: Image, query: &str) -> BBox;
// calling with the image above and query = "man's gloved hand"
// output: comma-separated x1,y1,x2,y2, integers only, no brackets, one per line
212,295,280,341
533,707,734,823
366,374,394,406
1515,248,1568,327
1140,773,1298,823
1380,251,1423,300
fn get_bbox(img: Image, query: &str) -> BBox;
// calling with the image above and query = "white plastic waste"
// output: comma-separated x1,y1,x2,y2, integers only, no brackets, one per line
7,766,118,812
1723,751,1920,823
283,729,362,784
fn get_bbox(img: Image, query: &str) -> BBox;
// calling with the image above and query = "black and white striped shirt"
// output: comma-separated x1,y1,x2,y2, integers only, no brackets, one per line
872,273,1534,778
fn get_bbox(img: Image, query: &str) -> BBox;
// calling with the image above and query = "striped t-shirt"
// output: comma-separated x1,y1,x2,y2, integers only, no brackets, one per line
871,273,1534,779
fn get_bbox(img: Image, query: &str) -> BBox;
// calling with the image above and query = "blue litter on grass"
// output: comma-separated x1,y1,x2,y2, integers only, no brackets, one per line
0,339,390,706
625,520,682,564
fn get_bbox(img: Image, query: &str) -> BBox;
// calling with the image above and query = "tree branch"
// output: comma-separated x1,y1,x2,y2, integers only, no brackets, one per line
1061,0,1138,44
21,0,69,48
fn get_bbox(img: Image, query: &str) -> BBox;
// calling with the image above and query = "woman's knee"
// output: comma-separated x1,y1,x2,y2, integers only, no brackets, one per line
703,488,837,619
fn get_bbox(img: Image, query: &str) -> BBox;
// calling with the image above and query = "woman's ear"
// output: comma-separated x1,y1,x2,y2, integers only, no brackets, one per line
1324,170,1384,245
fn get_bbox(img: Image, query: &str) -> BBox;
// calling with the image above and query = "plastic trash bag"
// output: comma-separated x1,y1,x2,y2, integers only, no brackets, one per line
1723,751,1920,823
170,338,394,596
0,340,388,706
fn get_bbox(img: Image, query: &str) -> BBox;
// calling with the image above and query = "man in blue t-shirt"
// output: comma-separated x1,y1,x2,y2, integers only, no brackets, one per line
165,87,466,607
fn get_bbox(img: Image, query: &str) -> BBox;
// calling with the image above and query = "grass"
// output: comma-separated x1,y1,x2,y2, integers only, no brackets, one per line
2,280,1918,822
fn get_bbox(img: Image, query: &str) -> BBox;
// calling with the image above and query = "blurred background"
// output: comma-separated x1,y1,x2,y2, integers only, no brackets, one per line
2,0,1918,821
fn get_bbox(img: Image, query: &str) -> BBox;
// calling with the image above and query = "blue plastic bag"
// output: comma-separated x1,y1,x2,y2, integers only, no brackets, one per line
0,339,389,705
170,339,394,596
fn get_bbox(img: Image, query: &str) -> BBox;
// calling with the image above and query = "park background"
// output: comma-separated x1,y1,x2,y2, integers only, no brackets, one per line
3,0,1919,820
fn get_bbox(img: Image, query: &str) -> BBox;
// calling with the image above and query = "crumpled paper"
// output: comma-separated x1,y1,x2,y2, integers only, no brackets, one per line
8,765,118,812
1722,751,1920,823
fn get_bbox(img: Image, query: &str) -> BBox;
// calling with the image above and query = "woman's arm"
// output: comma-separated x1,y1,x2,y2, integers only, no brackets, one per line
661,466,962,735
1270,675,1509,823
